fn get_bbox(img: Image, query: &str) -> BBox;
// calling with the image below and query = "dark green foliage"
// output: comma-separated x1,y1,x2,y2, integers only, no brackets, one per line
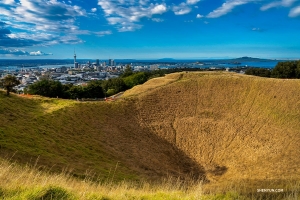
245,68,271,77
245,60,300,79
28,80,105,99
124,72,148,88
271,60,300,78
121,64,133,78
84,80,105,98
0,75,20,95
102,78,127,96
65,85,85,99
27,79,64,98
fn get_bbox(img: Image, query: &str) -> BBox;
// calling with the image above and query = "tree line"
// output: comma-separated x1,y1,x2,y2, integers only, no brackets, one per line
24,66,190,99
245,60,300,78
3,60,299,97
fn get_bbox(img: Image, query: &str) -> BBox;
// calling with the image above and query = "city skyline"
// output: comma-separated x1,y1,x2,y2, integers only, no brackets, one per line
1,0,300,59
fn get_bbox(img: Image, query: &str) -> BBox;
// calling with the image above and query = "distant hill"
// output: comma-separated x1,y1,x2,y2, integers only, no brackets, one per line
1,71,300,191
157,58,176,61
228,56,275,62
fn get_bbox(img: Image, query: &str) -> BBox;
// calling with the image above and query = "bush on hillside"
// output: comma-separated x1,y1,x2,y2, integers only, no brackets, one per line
102,78,127,96
245,68,271,77
0,75,20,96
271,60,300,78
124,72,149,88
27,79,64,98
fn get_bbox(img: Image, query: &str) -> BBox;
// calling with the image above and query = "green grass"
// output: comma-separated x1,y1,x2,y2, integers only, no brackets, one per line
0,90,138,181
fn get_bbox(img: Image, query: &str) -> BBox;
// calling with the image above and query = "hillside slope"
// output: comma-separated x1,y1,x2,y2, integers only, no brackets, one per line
0,90,203,182
124,72,300,185
1,71,300,189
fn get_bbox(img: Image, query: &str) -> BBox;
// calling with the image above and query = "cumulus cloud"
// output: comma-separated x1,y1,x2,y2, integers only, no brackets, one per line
91,8,97,12
196,14,204,18
207,0,254,18
98,0,167,31
173,3,192,15
0,22,40,47
29,50,53,56
0,0,88,48
151,4,167,14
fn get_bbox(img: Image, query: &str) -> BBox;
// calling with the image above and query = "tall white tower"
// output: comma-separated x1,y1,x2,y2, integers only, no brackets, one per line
74,49,76,69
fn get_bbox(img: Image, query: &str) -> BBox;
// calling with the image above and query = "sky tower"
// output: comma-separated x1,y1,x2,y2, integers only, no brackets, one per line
74,49,76,68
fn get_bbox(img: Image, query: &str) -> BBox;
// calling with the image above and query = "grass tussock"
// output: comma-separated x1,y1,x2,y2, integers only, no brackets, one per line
0,158,206,200
1,158,299,200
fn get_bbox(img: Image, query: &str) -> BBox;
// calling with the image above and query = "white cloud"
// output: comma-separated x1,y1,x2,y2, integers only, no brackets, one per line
98,0,167,32
207,0,252,18
0,48,28,55
187,0,200,5
0,48,52,56
2,0,15,4
152,18,164,22
0,0,115,50
151,4,167,14
196,14,203,18
29,50,53,56
173,3,192,15
261,0,297,11
289,6,300,17
0,0,88,47
94,30,112,36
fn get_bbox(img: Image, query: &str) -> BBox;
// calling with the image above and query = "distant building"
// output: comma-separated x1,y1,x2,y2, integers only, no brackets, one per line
108,59,114,66
96,59,100,66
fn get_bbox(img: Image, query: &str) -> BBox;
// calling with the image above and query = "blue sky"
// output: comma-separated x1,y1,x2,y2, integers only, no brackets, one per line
0,0,300,59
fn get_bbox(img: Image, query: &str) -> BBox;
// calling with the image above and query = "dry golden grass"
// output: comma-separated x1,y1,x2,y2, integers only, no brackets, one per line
0,158,206,200
1,72,300,199
126,71,300,189
1,157,298,199
122,73,182,97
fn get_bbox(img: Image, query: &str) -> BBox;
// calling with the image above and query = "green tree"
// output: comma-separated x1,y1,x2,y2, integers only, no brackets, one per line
66,85,84,99
271,61,297,78
27,79,63,98
121,64,133,77
123,72,148,88
0,75,20,96
84,80,105,98
102,78,127,95
245,68,271,77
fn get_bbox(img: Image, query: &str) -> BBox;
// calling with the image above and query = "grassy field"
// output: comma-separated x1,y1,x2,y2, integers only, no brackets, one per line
1,157,298,199
1,71,300,199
